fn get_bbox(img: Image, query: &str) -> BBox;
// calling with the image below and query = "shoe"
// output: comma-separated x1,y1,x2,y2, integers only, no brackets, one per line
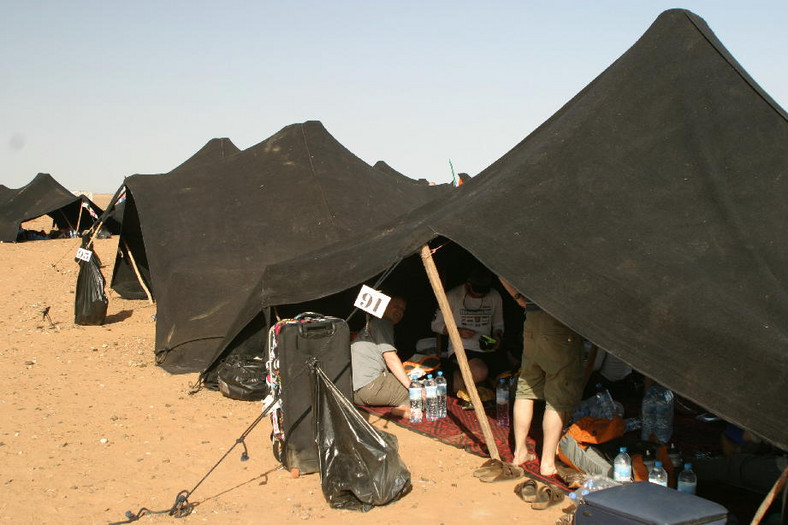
514,479,541,502
530,484,565,510
479,462,524,483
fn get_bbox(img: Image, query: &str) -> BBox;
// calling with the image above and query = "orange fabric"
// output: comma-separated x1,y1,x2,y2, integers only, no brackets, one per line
631,454,649,482
566,416,626,445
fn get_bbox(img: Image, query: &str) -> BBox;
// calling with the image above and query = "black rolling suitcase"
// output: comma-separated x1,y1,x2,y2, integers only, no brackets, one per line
267,313,352,476
575,482,727,525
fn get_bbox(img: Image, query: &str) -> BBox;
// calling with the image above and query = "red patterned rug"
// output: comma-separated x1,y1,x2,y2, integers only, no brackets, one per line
358,396,569,490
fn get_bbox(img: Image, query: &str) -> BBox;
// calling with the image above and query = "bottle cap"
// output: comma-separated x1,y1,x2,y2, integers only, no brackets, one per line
620,447,627,452
684,463,692,469
437,371,443,376
427,374,433,379
655,461,663,467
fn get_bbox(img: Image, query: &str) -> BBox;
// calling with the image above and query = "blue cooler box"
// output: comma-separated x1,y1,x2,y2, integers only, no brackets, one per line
575,482,728,525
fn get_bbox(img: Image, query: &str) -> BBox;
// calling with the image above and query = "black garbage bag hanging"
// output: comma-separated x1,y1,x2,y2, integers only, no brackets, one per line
74,243,108,325
310,361,411,511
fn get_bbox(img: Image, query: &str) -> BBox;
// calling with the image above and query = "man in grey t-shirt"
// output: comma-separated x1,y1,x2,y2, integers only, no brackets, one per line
351,296,410,417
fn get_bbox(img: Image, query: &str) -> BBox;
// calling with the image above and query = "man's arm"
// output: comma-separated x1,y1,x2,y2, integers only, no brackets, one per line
383,351,411,389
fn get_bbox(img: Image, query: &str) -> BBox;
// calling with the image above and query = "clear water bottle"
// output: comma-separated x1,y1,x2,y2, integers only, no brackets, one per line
677,463,697,494
435,371,447,419
668,443,683,469
409,375,424,423
571,474,620,505
612,446,632,483
643,448,656,471
648,460,668,487
424,374,438,421
641,387,656,441
624,417,642,433
496,378,510,427
653,387,674,443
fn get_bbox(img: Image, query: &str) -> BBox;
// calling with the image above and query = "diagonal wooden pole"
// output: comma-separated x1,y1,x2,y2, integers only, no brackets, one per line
123,240,154,305
420,245,500,461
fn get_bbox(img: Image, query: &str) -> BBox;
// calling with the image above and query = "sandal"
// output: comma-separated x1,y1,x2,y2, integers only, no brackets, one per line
472,458,503,478
479,462,525,483
514,479,541,502
556,464,586,489
530,484,565,510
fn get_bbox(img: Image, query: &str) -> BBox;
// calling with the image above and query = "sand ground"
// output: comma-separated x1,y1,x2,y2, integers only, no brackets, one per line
1,201,565,525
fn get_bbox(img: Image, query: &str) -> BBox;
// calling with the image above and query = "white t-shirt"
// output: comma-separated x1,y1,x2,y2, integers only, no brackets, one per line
431,285,504,355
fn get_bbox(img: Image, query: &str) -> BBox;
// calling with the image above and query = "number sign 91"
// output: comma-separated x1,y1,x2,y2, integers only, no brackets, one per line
353,285,391,319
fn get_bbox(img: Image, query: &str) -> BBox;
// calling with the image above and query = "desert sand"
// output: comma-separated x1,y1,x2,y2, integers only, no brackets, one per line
1,201,565,525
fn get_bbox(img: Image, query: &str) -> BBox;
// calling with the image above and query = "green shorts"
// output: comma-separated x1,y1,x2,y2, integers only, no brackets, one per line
353,371,409,407
516,311,583,412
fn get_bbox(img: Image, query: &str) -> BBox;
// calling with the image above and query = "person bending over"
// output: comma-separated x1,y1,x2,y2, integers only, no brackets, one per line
351,296,411,418
501,278,583,477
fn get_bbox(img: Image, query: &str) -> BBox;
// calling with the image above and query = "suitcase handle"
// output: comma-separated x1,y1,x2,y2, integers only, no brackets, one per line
298,320,337,338
294,312,323,320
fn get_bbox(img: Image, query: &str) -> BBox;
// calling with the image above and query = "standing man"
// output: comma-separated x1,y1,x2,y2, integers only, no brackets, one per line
501,278,584,477
351,296,411,418
431,266,505,393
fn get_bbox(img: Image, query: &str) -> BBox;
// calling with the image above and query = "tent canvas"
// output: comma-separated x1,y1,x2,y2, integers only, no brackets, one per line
206,9,788,451
0,173,108,242
112,121,453,373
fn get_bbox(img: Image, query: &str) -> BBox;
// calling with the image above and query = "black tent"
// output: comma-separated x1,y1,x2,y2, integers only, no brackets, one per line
112,121,452,372
0,173,108,242
207,10,788,450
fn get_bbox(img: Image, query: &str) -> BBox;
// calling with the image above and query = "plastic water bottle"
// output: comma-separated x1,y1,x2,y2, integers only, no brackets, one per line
641,387,656,441
648,460,668,487
496,378,510,427
435,371,447,419
624,417,642,433
569,475,621,506
612,447,632,483
668,443,683,469
653,387,674,443
677,463,697,494
424,374,438,421
643,448,656,471
409,376,424,423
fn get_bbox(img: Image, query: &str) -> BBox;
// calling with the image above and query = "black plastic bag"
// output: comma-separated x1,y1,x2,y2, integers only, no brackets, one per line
216,354,268,401
74,249,108,325
311,362,411,511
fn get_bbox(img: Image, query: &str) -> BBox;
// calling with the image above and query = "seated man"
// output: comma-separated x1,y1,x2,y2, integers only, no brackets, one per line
431,266,505,393
351,296,411,418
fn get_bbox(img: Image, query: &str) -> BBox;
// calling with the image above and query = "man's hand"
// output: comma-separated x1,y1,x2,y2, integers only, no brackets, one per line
458,328,476,339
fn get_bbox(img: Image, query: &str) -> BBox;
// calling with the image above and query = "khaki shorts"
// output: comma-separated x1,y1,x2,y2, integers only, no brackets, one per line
353,371,409,407
516,311,583,412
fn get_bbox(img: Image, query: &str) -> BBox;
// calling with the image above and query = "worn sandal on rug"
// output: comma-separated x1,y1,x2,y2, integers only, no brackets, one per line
514,479,542,502
530,484,565,510
479,462,524,483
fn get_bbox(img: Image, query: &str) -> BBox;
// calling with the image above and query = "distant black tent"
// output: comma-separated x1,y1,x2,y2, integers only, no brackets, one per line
112,122,452,372
208,10,788,450
0,173,107,242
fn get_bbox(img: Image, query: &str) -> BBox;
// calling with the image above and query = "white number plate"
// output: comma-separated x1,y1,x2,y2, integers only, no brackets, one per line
75,248,93,262
353,285,390,319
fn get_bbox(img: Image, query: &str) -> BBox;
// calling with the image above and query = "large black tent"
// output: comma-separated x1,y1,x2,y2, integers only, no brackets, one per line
112,121,452,373
208,10,788,450
0,173,108,242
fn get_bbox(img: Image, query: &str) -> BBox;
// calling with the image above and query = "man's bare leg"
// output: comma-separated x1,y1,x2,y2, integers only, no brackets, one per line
511,397,537,464
539,408,566,476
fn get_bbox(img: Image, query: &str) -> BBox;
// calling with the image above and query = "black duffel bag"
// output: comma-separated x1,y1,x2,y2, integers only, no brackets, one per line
216,354,268,401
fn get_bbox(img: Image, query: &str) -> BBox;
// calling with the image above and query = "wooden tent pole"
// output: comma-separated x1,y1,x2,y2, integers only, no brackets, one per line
751,465,788,524
75,199,85,234
420,244,501,461
123,240,154,304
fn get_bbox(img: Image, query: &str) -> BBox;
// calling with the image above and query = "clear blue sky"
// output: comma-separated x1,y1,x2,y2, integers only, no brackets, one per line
2,1,786,192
